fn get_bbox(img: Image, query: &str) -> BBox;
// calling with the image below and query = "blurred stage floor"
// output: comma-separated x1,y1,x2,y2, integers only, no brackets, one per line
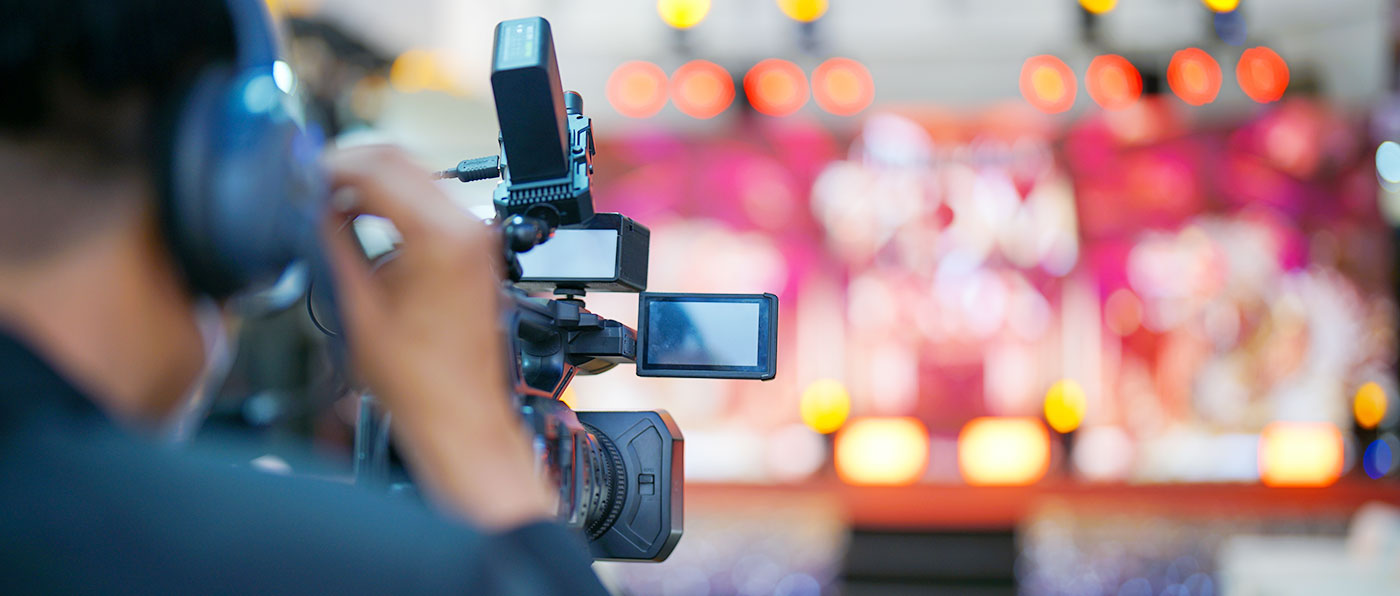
689,481,1400,529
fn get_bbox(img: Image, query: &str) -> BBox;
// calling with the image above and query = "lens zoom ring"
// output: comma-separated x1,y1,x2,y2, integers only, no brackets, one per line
585,426,627,541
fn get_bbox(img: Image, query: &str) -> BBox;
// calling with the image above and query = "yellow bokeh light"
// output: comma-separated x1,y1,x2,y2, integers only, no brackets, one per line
800,379,851,434
390,49,459,95
1259,422,1344,487
835,417,929,486
1044,379,1087,434
777,0,829,23
1202,0,1239,13
264,0,321,18
1079,0,1117,14
1355,382,1388,430
657,0,711,30
958,417,1051,486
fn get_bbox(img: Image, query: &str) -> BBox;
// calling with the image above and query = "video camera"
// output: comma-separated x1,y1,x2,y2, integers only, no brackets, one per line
438,18,778,561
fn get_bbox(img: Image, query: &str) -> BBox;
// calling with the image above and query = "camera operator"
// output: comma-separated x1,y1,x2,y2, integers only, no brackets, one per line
0,1,608,593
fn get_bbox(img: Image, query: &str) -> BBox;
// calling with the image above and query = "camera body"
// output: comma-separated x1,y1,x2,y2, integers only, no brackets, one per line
459,17,779,562
310,16,775,563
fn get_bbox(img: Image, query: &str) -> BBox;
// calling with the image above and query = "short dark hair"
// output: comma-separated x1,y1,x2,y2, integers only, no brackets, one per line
0,0,238,257
1,0,238,133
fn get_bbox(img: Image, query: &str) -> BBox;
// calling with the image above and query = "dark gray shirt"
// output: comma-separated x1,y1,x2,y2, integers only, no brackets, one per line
0,332,608,595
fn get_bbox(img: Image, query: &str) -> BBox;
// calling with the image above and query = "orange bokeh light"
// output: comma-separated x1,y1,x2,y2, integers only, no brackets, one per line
1259,422,1344,487
1167,48,1222,106
671,60,734,119
835,417,930,486
812,57,874,116
958,417,1051,486
606,61,668,118
744,59,809,117
1086,54,1142,110
1355,382,1388,430
1019,55,1076,114
1236,47,1290,103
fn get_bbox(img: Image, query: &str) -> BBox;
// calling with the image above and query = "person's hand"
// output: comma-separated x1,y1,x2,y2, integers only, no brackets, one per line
319,146,554,529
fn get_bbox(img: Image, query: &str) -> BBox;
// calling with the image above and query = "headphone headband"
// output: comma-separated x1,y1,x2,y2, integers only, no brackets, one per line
159,0,326,299
226,0,280,70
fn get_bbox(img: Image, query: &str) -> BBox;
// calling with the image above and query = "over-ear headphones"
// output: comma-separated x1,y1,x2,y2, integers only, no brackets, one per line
157,0,326,299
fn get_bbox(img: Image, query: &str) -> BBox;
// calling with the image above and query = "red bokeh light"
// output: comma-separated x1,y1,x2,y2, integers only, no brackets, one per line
1236,47,1290,103
744,59,809,117
1085,54,1142,111
1019,55,1076,114
1166,48,1222,106
671,60,734,119
606,61,668,118
812,57,874,116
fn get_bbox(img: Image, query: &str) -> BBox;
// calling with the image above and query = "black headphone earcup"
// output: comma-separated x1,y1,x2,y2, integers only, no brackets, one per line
161,66,326,299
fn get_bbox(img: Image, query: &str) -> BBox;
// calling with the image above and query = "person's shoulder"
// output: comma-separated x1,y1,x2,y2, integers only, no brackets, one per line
0,422,488,593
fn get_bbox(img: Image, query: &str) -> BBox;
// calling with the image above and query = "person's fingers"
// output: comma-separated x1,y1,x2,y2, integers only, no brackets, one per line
322,146,462,241
481,224,506,281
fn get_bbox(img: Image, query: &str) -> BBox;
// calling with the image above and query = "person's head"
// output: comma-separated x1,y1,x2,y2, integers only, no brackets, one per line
0,0,238,423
